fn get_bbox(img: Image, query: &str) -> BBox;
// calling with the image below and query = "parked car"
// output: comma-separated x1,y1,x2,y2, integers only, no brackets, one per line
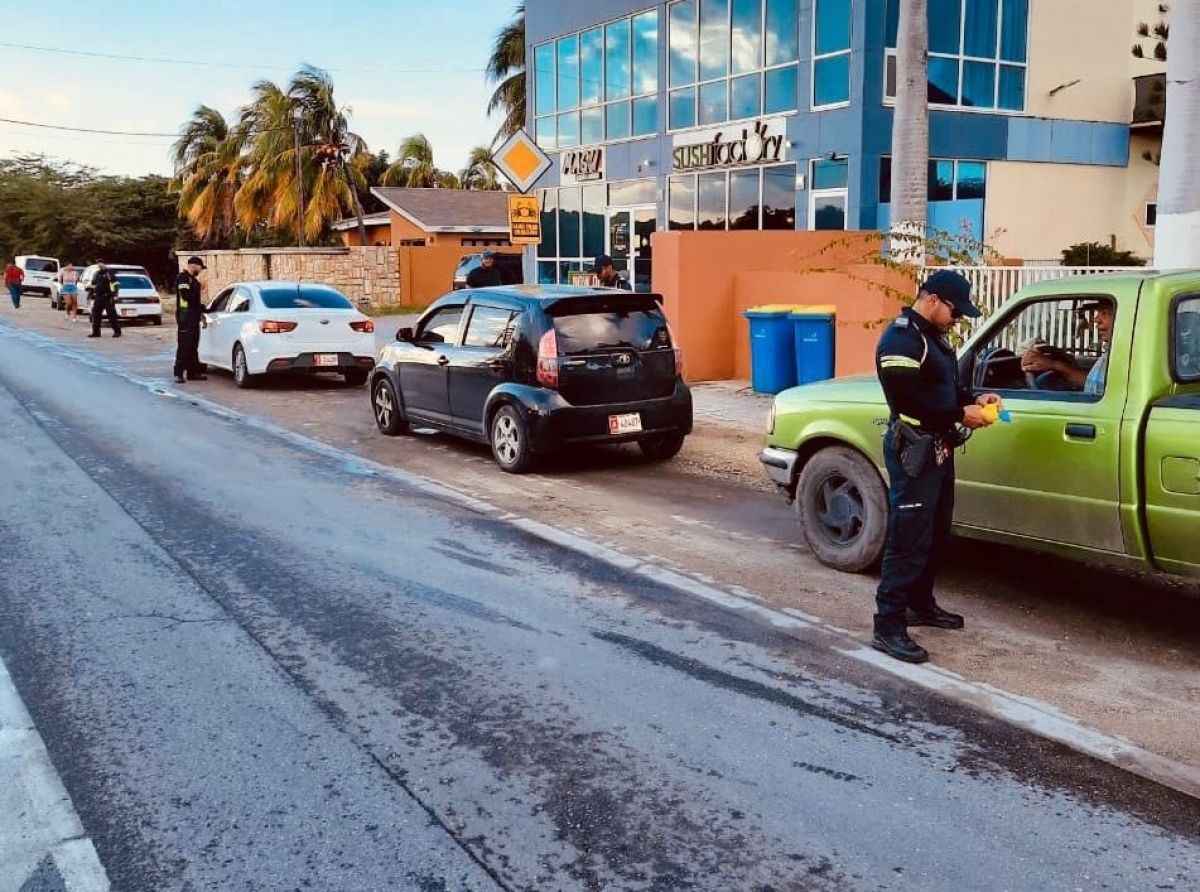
76,264,156,320
370,285,692,473
759,271,1200,580
199,281,376,388
451,252,524,290
15,255,59,296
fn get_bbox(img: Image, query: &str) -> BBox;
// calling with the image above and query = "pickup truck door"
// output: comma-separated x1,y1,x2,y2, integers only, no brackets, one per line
1142,395,1200,578
953,294,1126,552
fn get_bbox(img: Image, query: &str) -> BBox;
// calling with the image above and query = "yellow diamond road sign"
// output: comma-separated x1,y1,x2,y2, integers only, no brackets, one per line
494,128,552,194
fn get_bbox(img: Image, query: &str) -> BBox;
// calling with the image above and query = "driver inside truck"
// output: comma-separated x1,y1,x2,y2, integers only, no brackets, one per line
1019,298,1115,395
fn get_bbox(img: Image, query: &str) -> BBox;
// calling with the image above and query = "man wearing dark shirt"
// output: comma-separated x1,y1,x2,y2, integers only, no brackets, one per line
466,251,504,288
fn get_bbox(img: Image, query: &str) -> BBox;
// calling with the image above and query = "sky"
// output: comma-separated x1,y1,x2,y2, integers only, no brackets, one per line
0,0,521,179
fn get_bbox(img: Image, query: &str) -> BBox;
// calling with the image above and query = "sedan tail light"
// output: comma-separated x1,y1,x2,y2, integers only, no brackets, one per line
666,319,684,376
350,319,375,333
259,320,298,334
536,329,559,388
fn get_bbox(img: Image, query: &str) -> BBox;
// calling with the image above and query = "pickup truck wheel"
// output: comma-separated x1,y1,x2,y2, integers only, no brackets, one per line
795,446,888,573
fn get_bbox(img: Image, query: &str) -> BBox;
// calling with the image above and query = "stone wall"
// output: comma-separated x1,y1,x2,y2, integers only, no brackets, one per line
183,247,400,308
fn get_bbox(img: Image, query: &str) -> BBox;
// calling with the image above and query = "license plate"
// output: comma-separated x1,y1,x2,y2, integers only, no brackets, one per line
120,308,137,317
314,353,339,367
608,412,642,435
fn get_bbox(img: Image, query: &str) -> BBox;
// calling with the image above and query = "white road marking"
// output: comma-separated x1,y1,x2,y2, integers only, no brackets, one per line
0,658,110,892
5,321,1200,801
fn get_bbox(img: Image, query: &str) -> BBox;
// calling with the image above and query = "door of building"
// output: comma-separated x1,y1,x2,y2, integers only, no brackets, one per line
606,205,656,292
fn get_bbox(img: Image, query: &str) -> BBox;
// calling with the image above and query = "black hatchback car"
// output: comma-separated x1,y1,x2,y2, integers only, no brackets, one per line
370,285,693,473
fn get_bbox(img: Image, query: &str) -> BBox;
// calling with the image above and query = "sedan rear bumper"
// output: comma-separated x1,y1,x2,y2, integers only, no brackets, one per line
265,353,375,374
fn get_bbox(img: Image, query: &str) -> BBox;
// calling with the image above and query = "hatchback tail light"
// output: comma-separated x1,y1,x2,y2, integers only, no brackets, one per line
350,319,375,333
259,320,298,334
666,319,684,376
536,329,559,388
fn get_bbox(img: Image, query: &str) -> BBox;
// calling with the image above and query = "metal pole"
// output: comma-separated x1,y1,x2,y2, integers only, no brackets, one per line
294,119,305,247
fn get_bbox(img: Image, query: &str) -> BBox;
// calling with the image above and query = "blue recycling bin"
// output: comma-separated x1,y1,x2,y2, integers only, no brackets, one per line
743,306,799,394
789,306,836,385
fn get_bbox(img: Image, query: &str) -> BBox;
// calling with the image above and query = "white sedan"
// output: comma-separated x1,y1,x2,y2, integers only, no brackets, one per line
198,281,376,388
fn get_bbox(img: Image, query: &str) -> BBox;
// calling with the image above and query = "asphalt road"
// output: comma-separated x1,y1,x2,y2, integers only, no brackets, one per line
2,316,1199,889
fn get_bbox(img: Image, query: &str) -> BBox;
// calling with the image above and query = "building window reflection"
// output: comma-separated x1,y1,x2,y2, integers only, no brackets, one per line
812,0,851,107
809,158,848,230
668,0,800,130
534,9,660,149
878,157,989,202
668,163,797,230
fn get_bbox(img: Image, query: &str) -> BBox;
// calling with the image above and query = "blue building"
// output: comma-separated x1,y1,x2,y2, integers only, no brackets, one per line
525,0,1158,286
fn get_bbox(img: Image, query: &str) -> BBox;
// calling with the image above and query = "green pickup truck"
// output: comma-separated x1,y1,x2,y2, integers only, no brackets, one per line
759,271,1200,579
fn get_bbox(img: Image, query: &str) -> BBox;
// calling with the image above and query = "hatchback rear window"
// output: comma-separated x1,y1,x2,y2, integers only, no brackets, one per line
260,286,353,310
116,274,154,289
25,259,57,273
552,305,671,354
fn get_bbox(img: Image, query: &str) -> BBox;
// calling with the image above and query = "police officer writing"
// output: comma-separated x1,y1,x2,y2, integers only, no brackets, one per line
872,270,1001,664
173,256,209,383
86,261,121,338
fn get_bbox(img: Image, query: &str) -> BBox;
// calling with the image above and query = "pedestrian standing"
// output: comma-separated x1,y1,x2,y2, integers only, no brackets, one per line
592,254,631,290
4,259,23,308
872,270,1000,664
86,261,122,338
173,256,208,383
60,263,80,321
466,251,505,288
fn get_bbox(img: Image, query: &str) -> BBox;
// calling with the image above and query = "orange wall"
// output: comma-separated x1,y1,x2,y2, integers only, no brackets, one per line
653,230,914,382
399,244,524,309
340,221,392,246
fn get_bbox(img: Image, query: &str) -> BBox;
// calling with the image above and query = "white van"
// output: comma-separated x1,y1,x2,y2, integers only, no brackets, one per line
15,255,60,296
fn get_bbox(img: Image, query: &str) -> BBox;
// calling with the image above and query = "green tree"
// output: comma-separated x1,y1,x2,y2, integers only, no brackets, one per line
459,146,502,191
170,105,246,247
382,134,461,188
486,4,526,146
1061,242,1148,267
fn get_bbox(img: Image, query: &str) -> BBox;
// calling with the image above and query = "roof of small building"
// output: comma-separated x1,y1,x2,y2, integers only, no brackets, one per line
370,187,510,233
331,211,392,231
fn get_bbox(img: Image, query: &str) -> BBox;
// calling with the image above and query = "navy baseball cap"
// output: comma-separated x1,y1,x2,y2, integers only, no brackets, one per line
592,254,614,273
920,270,980,318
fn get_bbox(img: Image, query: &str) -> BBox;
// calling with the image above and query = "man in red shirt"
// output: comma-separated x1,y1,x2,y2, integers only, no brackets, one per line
4,259,23,308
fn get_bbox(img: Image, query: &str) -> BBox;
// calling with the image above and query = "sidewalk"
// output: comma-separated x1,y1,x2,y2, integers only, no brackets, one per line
689,380,775,431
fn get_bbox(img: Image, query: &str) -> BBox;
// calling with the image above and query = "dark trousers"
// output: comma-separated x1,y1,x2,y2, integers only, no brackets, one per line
875,428,956,632
174,324,201,377
91,294,121,335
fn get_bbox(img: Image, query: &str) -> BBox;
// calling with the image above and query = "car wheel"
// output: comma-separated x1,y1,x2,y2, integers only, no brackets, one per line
795,446,888,573
151,315,162,326
638,433,686,462
233,344,256,389
342,368,368,387
489,404,536,474
371,376,408,436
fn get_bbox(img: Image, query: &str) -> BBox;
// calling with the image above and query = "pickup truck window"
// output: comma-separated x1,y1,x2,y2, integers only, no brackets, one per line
972,295,1114,397
1173,297,1200,382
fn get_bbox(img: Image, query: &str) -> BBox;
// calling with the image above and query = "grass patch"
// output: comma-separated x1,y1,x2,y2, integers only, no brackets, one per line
367,303,425,317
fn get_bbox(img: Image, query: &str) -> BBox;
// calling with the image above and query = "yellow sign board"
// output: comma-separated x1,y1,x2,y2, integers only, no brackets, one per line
493,128,553,193
507,194,542,244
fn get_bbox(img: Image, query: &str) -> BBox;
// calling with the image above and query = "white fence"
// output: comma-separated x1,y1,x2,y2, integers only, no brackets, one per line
927,265,1139,320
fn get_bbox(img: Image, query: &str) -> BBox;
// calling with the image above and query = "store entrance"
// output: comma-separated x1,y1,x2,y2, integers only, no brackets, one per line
606,205,656,292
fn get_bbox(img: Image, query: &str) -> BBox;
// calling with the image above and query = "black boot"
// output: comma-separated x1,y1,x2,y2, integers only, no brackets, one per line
906,605,964,629
872,617,929,664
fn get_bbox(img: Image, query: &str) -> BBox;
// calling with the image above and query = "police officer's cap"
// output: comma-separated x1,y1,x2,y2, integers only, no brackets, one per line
920,270,981,318
186,256,207,270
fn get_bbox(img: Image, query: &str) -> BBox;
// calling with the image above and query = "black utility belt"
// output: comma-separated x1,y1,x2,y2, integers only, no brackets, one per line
888,420,958,476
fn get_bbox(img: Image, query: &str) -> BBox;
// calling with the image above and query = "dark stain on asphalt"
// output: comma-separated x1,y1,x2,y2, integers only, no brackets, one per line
430,544,520,578
592,630,899,743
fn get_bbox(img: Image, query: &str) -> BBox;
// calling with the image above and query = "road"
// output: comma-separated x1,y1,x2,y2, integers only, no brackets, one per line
1,315,1199,889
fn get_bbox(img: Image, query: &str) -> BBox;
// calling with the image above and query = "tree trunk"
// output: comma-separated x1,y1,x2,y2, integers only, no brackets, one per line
889,0,929,265
1154,0,1200,269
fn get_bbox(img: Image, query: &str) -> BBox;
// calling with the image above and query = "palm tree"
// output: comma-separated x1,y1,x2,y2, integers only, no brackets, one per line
170,106,246,246
486,4,526,145
459,146,502,190
888,0,929,265
1153,0,1198,268
382,134,460,188
236,66,367,245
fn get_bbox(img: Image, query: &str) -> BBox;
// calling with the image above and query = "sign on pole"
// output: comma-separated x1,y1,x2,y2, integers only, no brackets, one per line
493,128,553,194
507,194,541,244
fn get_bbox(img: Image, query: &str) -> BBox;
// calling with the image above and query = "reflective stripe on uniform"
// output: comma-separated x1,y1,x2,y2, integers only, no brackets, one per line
880,355,921,370
897,413,922,425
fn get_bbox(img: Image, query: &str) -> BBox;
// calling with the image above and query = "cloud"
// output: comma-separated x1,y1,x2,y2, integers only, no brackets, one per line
344,97,442,121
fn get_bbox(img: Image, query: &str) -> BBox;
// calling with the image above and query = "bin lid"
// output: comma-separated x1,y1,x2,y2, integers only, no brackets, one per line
744,303,803,317
787,304,836,318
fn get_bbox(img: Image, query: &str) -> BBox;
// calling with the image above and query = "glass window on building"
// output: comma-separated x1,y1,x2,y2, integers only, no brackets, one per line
809,158,848,230
533,9,661,147
668,163,797,230
812,0,852,107
536,184,647,284
884,0,1028,112
668,0,800,129
878,157,989,203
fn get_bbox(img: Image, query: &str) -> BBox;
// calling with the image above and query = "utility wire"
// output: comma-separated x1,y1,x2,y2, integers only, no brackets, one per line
0,41,486,74
0,116,178,137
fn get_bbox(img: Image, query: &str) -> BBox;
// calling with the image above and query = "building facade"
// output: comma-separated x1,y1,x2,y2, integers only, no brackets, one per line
525,0,1164,287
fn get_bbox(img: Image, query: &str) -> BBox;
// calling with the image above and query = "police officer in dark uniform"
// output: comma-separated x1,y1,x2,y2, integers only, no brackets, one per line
466,251,505,288
873,270,1000,663
86,261,121,338
173,256,209,383
593,254,632,290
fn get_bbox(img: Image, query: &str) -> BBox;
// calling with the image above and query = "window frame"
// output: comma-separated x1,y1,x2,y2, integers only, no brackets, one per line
462,304,518,350
416,305,466,346
878,156,989,204
1170,293,1200,384
810,0,852,110
667,162,798,231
